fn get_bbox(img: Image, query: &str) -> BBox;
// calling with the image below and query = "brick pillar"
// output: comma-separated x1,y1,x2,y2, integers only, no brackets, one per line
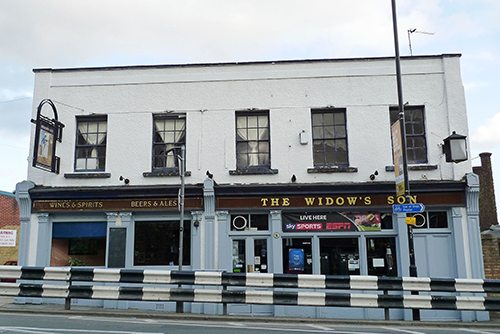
472,152,499,231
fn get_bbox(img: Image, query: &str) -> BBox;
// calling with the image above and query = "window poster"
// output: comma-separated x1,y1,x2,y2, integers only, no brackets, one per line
282,212,381,232
289,248,305,272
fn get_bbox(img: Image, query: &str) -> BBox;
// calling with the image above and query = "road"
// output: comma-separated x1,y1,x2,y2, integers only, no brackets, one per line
0,312,499,334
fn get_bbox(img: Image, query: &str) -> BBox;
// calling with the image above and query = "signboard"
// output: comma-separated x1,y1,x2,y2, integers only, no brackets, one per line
217,193,464,209
282,212,381,232
0,230,17,247
33,198,204,212
391,119,405,197
31,99,64,174
392,203,425,213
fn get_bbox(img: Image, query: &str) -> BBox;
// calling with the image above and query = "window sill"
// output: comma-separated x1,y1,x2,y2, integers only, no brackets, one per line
307,166,358,173
385,165,438,172
64,172,111,179
229,168,279,175
143,170,191,177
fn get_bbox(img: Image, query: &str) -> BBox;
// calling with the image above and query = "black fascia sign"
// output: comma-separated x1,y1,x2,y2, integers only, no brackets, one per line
31,99,64,174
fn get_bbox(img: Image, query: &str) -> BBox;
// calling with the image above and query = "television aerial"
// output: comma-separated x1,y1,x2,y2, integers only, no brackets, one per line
408,28,435,56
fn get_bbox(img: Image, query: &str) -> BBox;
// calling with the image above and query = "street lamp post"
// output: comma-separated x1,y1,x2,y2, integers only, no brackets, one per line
391,0,420,321
165,145,186,314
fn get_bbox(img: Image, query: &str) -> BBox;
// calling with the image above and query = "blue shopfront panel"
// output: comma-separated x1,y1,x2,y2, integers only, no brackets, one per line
53,222,107,238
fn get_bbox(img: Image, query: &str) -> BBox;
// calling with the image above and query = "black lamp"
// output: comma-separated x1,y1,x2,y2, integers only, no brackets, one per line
442,131,468,163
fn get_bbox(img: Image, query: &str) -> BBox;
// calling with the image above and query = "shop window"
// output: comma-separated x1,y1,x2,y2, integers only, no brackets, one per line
311,109,348,167
390,106,427,164
320,238,359,275
134,220,191,266
51,222,106,267
409,211,448,229
75,116,107,171
153,114,186,171
381,213,393,229
283,238,312,274
230,214,268,231
366,237,398,277
69,238,99,255
236,111,270,169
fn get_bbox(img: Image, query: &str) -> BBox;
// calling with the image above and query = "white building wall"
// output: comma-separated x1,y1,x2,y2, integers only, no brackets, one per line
28,55,471,188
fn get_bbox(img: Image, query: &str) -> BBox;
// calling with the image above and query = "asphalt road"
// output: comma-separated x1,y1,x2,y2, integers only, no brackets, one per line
1,312,500,334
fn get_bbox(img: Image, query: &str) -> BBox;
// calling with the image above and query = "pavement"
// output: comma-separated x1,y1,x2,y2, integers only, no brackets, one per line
0,296,499,329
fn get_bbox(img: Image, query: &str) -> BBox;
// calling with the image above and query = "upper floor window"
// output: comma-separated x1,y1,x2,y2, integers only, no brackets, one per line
75,116,107,171
153,115,186,170
236,111,270,169
390,106,427,164
311,109,348,167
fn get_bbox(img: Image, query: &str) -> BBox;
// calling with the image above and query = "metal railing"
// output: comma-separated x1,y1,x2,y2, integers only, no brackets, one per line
1,266,499,317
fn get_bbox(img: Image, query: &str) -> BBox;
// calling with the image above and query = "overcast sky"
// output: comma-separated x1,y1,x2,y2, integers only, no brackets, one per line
1,0,499,220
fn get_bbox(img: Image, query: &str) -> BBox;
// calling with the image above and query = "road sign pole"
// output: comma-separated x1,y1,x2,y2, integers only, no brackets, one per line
391,0,419,321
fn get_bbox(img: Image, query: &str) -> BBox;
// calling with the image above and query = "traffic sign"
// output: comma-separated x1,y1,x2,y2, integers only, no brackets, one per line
392,203,425,213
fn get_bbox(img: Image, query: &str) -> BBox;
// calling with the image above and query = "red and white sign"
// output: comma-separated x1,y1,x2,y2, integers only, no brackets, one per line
0,230,17,247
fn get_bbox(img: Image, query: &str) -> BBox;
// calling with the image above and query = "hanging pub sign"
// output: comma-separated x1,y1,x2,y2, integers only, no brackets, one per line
31,99,64,174
282,212,381,232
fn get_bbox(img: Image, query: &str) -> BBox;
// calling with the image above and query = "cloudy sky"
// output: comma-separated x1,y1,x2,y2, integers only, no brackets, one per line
1,0,499,219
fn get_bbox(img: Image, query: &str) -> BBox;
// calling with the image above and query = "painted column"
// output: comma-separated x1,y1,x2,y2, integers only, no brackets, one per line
465,173,484,278
190,210,204,270
269,210,282,274
216,210,229,271
203,177,215,270
35,213,50,266
465,172,489,322
14,181,35,266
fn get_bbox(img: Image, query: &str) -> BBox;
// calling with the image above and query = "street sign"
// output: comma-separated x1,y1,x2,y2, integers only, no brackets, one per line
392,203,425,213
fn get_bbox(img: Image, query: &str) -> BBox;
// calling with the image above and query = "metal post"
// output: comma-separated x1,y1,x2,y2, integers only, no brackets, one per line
176,145,186,314
391,0,419,321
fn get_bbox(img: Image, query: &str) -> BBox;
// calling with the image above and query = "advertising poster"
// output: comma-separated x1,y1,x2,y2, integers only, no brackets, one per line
282,212,381,232
391,119,405,197
289,248,305,272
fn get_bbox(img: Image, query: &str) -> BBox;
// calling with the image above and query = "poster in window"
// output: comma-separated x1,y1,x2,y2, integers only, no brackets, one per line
282,212,381,232
289,248,305,272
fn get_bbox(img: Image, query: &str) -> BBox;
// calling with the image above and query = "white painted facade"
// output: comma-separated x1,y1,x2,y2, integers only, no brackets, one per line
28,55,470,187
15,55,486,321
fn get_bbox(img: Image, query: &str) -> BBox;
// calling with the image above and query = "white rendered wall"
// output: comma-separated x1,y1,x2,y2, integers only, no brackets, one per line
28,55,472,188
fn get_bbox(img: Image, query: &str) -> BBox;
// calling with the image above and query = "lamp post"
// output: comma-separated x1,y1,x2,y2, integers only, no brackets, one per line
391,0,420,321
166,145,186,313
177,145,186,271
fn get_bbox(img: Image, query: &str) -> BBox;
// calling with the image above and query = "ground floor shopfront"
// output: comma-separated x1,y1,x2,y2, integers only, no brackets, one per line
14,174,487,321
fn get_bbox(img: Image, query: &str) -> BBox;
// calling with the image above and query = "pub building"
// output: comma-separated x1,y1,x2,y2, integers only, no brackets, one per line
15,54,486,321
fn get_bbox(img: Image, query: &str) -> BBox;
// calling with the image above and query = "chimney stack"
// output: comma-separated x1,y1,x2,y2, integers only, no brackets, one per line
472,152,499,231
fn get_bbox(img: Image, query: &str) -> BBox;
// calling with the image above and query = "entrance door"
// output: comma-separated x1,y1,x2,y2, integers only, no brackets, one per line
232,237,269,273
230,237,272,315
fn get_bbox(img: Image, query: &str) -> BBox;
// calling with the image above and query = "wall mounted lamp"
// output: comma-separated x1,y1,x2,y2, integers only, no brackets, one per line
442,131,468,163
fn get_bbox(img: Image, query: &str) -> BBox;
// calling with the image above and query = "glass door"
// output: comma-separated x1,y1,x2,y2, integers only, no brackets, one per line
232,238,269,273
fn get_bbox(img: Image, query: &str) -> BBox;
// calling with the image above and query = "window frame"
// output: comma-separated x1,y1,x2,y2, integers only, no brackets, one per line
152,114,186,172
235,111,271,170
390,106,428,164
311,108,349,168
74,116,107,172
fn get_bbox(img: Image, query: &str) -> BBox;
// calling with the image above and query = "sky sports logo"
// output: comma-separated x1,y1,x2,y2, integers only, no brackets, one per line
285,223,323,230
